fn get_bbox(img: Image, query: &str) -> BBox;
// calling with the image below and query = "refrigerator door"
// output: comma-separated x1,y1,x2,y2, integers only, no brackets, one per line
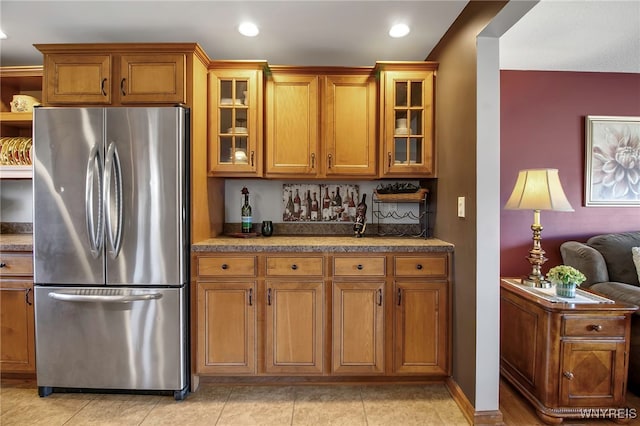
35,286,188,393
104,107,188,286
33,108,106,285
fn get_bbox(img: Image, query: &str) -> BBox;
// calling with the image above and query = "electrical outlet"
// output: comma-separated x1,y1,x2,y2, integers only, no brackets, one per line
457,197,465,218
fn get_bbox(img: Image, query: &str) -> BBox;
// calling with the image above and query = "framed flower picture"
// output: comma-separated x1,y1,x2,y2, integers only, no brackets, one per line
585,116,640,206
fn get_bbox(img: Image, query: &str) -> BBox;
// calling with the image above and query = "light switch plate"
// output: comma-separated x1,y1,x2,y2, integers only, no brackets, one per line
457,196,465,218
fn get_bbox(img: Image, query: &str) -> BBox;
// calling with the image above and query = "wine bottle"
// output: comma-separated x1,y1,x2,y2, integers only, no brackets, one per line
285,191,295,220
305,190,312,221
241,187,252,233
353,193,367,237
294,188,301,217
311,192,319,221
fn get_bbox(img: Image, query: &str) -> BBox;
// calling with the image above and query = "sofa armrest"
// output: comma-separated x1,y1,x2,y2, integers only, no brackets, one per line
590,281,640,313
560,241,609,287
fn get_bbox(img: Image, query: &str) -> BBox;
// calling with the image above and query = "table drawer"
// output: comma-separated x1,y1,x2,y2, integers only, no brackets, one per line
562,315,627,337
198,256,257,277
333,256,385,277
266,256,323,276
394,255,447,277
0,253,33,277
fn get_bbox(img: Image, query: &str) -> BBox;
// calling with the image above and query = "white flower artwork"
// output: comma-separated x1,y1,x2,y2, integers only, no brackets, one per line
585,116,640,206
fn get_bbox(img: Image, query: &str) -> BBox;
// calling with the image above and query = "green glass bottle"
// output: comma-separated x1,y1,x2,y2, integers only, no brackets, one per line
241,187,252,233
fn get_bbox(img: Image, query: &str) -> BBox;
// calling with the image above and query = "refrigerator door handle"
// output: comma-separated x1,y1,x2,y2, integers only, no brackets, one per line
104,142,124,259
48,292,163,303
85,145,104,258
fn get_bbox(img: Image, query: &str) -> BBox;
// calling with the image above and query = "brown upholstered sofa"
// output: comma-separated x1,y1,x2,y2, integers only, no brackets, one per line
560,231,640,391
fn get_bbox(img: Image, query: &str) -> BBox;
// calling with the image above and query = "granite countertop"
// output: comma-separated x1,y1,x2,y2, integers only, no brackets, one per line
0,234,33,252
192,236,454,253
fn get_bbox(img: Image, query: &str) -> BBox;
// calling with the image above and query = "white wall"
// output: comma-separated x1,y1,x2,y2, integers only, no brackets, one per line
0,180,32,222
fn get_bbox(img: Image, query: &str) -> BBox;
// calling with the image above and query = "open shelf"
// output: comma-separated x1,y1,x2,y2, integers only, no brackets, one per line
0,165,33,179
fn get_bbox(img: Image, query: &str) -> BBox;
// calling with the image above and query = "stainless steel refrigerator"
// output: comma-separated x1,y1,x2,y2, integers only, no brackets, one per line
33,106,190,400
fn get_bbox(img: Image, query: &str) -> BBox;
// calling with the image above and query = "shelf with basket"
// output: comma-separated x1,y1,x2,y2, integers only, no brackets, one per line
371,186,430,238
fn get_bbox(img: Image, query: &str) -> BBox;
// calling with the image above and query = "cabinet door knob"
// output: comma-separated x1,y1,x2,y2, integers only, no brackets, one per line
416,264,423,270
0,262,6,268
563,371,574,380
221,263,228,270
291,264,298,270
357,264,363,270
589,324,603,332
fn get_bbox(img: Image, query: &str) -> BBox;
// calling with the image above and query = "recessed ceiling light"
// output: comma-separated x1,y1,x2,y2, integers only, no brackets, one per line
389,23,410,38
0,30,7,40
238,22,259,37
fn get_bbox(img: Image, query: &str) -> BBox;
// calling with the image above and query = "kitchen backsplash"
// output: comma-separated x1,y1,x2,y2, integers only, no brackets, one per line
225,179,424,236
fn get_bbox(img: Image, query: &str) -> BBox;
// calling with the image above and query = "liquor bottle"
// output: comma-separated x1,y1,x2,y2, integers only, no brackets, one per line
293,188,301,218
241,187,252,233
311,192,319,221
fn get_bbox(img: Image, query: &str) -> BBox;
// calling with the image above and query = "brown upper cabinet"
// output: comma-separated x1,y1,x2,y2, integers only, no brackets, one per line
35,44,205,106
265,67,377,179
377,62,438,178
208,61,265,177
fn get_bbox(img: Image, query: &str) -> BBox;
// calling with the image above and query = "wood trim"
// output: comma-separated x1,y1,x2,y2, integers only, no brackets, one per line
35,42,205,54
446,377,504,425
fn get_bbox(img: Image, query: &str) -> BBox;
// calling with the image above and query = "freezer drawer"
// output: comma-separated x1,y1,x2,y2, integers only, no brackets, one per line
35,286,187,397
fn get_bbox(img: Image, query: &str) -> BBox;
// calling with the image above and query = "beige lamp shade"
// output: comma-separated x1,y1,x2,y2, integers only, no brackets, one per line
505,169,574,212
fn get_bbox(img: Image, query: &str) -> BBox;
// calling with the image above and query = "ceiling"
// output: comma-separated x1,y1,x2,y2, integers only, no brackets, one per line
0,1,638,73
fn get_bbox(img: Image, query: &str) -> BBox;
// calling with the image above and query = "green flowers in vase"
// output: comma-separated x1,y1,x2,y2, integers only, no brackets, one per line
546,265,586,285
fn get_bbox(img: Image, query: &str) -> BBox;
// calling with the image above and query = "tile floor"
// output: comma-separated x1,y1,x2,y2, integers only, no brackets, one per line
0,379,469,425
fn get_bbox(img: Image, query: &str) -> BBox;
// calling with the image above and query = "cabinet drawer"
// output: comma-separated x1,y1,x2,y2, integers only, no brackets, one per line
198,256,257,277
266,256,323,276
562,315,627,337
333,256,385,277
394,255,447,278
0,253,33,277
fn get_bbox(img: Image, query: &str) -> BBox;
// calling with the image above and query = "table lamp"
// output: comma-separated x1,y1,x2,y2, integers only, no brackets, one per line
504,169,574,288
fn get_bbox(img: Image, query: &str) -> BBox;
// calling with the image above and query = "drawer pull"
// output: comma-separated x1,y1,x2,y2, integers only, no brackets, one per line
377,288,383,306
397,288,402,306
0,262,6,268
357,264,363,270
563,371,574,380
248,288,253,306
221,264,228,270
101,78,107,96
267,288,272,306
291,264,298,270
25,288,32,306
416,264,423,270
120,78,127,96
589,324,603,332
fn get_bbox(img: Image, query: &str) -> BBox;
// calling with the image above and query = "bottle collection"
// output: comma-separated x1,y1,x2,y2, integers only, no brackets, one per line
283,184,359,222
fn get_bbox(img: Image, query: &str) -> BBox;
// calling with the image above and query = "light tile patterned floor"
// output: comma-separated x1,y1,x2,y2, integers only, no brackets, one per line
0,379,469,425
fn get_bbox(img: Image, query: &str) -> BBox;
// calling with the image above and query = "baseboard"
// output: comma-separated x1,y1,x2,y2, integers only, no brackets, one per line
446,377,504,425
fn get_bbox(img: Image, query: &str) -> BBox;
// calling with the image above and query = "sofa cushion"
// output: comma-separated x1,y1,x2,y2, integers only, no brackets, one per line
633,247,640,283
560,241,609,287
588,232,640,286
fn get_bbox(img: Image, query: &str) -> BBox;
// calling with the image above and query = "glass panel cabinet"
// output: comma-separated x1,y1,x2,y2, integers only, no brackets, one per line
208,63,265,177
377,62,438,178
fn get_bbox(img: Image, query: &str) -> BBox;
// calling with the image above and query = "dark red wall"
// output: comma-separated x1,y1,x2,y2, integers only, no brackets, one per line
500,71,640,277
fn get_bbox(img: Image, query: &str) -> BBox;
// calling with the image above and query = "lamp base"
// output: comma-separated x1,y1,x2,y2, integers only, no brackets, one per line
522,275,552,288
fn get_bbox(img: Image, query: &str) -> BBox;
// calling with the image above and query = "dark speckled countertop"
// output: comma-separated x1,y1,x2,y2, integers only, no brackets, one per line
192,236,454,253
0,234,33,252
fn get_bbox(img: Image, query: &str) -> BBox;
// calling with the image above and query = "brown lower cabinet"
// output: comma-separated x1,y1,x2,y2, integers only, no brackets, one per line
194,251,451,380
0,251,35,374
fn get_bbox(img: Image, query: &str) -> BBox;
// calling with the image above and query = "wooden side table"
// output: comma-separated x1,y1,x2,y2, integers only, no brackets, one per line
500,278,638,424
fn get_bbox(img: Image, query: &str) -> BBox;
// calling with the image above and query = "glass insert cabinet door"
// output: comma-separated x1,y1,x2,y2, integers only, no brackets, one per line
380,68,435,177
208,66,263,176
